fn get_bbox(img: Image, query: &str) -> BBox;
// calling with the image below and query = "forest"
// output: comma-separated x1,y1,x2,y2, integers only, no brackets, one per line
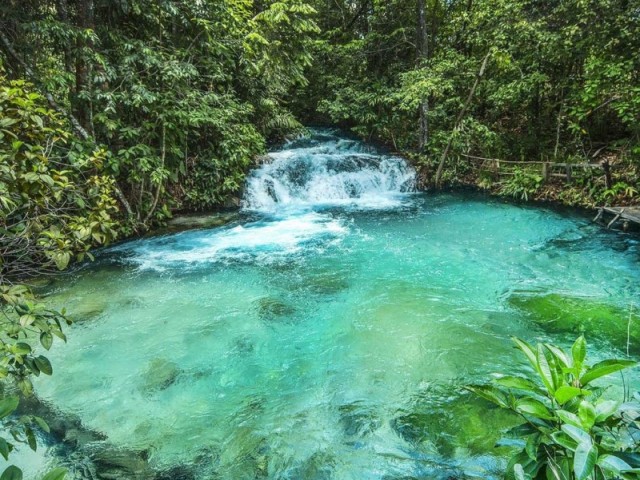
1,1,639,479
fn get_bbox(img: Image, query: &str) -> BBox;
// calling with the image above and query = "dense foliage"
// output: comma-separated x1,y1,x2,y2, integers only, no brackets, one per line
469,336,639,480
297,0,640,203
1,1,639,478
0,74,114,480
0,75,118,282
1,0,318,227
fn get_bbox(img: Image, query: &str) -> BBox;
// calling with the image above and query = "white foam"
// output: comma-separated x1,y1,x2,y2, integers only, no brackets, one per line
116,130,415,270
243,132,415,212
121,212,347,271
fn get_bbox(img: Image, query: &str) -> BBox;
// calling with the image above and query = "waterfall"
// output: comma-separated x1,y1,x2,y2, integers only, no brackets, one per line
114,129,416,270
242,129,415,212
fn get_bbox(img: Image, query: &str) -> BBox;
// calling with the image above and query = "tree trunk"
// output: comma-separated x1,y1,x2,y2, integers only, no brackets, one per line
435,51,491,187
416,0,429,153
75,0,95,135
56,0,74,106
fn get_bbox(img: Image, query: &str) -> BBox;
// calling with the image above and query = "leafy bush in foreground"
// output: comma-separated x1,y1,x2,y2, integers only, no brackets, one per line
467,336,639,480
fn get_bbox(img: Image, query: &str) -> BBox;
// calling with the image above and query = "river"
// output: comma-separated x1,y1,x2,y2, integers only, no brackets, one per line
27,129,640,479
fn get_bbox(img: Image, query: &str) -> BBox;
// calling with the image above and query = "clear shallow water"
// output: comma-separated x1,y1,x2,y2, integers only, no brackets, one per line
33,130,640,479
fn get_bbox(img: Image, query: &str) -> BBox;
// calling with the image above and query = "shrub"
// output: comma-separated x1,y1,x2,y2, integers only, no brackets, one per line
467,336,639,480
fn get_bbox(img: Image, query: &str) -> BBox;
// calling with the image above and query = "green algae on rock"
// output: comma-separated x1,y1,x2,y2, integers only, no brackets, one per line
509,293,639,353
391,392,519,459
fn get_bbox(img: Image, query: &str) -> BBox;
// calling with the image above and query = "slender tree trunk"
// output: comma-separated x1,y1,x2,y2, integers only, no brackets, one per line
75,0,95,135
457,0,473,56
435,51,491,187
143,124,166,226
416,0,429,153
56,0,74,106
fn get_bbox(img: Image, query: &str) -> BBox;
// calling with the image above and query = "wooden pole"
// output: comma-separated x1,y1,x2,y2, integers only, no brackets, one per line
435,51,491,187
542,162,549,182
602,160,612,189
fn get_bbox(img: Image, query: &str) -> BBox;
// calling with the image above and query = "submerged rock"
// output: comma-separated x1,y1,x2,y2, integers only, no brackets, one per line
140,358,181,394
295,271,349,296
90,446,153,479
391,391,518,459
16,393,158,479
338,402,381,437
286,450,335,480
68,299,108,323
233,336,255,355
155,464,196,480
164,212,239,233
509,293,640,353
305,273,349,295
255,297,296,323
16,394,107,448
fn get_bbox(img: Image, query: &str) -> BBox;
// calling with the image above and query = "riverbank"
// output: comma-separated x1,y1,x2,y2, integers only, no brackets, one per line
407,150,639,215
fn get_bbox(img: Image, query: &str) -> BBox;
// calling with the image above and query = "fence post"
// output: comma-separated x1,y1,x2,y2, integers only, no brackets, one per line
602,160,612,189
542,162,549,182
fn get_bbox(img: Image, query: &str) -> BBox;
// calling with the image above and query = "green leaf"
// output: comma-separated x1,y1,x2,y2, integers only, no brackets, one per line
34,356,52,375
494,376,540,392
514,463,531,480
594,400,619,422
41,467,67,480
17,378,33,396
536,344,557,393
597,454,633,474
571,336,586,374
550,431,578,451
578,401,596,430
512,337,538,370
557,410,583,429
33,416,50,433
0,466,22,480
24,357,40,376
525,434,539,460
0,397,19,419
40,331,53,350
544,344,570,368
561,424,591,445
14,343,31,355
0,437,9,461
516,398,554,420
580,359,637,385
505,423,538,437
464,385,508,407
554,385,587,405
573,440,597,480
25,426,36,451
19,314,35,327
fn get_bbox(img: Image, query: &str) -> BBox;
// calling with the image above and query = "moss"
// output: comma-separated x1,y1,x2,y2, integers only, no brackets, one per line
509,293,640,353
391,393,518,458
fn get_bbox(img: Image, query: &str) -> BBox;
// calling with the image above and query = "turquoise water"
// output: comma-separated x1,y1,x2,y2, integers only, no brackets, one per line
32,131,639,479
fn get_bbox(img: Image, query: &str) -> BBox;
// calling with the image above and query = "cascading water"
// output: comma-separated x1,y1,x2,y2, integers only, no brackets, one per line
116,129,416,271
25,129,639,480
243,129,415,211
